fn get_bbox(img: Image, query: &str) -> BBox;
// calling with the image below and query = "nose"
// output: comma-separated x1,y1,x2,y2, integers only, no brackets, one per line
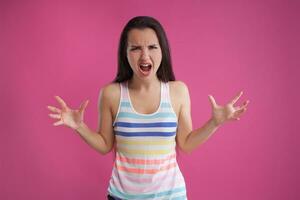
141,48,149,59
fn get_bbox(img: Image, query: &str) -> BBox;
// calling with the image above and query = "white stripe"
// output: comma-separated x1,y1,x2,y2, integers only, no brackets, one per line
114,117,177,123
116,135,176,141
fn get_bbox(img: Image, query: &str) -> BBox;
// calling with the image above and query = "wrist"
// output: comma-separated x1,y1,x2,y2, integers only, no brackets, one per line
210,117,222,128
75,122,86,134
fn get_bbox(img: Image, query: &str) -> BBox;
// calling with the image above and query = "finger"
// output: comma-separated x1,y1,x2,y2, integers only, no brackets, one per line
79,100,89,113
55,96,68,109
233,100,249,112
48,113,61,119
229,116,240,121
208,95,217,108
230,91,243,105
235,106,241,110
241,100,250,109
47,105,61,113
232,108,246,118
53,120,64,126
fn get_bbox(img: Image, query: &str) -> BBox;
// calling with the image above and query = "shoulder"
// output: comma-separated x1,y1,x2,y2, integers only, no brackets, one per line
168,81,190,114
98,82,120,107
168,80,190,97
101,82,120,97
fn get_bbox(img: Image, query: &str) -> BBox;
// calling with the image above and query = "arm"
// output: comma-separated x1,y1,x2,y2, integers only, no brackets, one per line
175,82,249,154
76,85,115,155
175,82,219,154
177,118,220,154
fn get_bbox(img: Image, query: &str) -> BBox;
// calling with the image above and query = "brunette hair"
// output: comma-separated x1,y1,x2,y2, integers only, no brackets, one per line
113,16,175,83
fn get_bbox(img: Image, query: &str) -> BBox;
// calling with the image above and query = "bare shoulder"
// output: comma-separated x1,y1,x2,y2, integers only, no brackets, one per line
100,82,120,100
168,81,190,116
169,80,190,98
98,82,120,113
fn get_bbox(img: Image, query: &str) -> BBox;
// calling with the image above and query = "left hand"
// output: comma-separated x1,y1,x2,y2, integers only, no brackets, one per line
208,91,250,126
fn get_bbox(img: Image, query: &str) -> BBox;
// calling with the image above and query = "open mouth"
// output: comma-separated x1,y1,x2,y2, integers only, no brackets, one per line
139,63,152,72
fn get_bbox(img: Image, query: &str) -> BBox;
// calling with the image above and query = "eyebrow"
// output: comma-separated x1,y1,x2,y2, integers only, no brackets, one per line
129,44,158,47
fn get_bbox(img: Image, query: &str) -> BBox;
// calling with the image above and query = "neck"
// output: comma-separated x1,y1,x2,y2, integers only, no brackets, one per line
128,75,160,91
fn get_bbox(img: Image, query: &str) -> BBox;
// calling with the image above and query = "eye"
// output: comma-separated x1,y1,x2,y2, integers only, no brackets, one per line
130,47,140,51
149,46,158,49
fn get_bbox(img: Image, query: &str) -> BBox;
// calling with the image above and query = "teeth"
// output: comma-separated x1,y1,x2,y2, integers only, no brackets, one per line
140,63,151,67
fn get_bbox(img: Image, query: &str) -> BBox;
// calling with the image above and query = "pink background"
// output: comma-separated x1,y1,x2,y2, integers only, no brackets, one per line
1,0,299,199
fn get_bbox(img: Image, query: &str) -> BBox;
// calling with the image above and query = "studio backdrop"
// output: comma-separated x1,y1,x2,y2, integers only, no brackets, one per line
1,0,299,199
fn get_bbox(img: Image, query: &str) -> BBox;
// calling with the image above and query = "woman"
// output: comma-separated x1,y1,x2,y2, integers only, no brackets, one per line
47,16,249,200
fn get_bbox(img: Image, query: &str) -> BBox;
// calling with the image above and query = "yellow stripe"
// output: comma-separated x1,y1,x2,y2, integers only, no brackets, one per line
117,147,173,155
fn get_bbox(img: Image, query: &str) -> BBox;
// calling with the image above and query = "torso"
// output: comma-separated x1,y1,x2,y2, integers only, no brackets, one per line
107,80,187,198
108,81,181,123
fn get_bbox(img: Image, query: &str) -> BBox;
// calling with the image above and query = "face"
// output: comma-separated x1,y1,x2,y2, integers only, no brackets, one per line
126,28,162,81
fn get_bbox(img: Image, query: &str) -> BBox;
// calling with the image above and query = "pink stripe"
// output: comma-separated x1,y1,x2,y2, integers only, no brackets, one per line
116,161,176,175
113,164,177,183
111,166,184,194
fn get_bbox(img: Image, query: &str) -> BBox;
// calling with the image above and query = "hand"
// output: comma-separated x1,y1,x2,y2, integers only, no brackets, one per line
208,91,250,127
47,96,89,130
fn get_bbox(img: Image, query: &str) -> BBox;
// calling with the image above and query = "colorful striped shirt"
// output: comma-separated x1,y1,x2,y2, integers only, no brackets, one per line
107,81,187,200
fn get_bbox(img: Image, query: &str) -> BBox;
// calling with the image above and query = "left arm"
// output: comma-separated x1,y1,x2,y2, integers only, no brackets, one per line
175,82,250,154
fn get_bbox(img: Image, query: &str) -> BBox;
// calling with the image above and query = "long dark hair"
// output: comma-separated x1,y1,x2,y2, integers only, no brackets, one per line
113,16,175,83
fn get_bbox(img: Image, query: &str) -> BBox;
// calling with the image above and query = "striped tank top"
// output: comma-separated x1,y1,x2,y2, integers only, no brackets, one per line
107,80,187,200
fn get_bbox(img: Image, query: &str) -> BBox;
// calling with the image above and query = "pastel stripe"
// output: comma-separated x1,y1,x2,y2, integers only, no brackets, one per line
116,153,176,165
116,147,173,155
113,165,182,184
109,185,186,199
172,195,187,200
112,169,184,194
116,162,176,175
116,137,175,146
115,131,176,137
115,127,177,133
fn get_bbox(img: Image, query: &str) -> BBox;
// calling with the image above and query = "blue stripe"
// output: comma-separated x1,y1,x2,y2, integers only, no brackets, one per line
109,185,186,199
120,102,131,107
161,102,172,108
115,131,176,137
171,195,187,200
115,122,177,128
118,112,177,119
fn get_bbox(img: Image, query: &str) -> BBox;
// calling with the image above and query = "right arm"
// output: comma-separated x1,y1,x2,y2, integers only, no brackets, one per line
75,85,115,155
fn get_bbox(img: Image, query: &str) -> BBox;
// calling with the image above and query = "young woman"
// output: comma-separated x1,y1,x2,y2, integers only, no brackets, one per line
47,16,249,200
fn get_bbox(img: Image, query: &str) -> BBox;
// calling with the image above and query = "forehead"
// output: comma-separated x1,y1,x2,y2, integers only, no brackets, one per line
127,28,159,45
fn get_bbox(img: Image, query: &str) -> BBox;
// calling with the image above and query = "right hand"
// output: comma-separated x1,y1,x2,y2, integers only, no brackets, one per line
47,96,89,130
